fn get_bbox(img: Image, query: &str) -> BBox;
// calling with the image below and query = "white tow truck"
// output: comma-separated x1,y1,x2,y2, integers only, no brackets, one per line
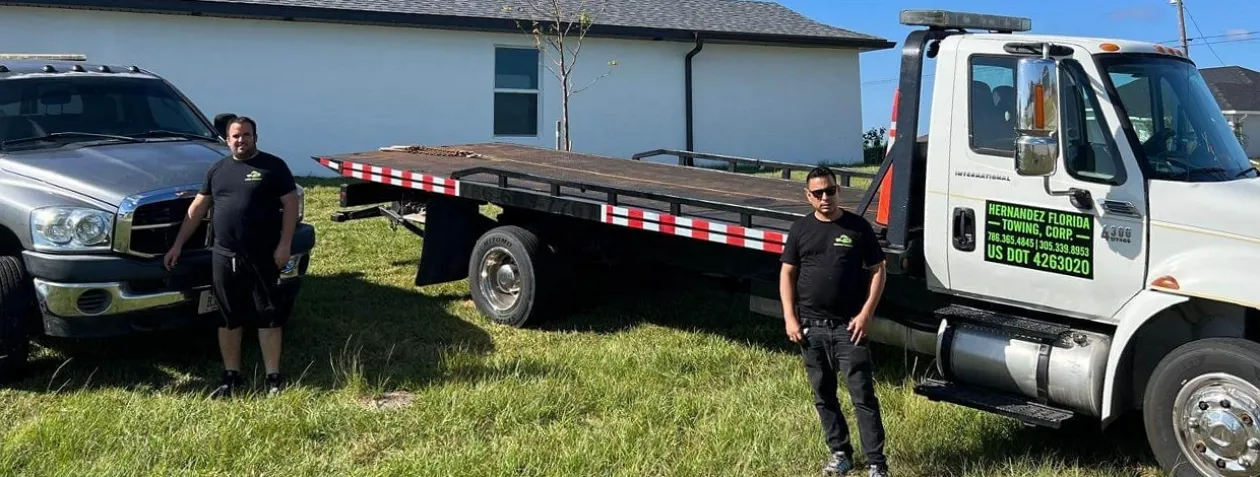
836,10,1260,477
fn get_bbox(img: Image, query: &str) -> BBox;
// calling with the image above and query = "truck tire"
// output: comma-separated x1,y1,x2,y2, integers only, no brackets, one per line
1143,338,1260,477
0,255,31,383
468,225,551,328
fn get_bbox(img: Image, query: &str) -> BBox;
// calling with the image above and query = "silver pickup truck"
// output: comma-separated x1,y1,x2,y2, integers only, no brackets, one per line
0,54,316,381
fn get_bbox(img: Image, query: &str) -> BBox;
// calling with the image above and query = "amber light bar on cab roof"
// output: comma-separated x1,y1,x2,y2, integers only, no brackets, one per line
899,10,1033,33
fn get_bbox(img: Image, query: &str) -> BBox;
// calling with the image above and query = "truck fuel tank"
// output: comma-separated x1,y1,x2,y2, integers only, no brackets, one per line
867,306,1111,417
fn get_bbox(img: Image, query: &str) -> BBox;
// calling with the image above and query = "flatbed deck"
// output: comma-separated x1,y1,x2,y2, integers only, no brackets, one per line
314,143,879,254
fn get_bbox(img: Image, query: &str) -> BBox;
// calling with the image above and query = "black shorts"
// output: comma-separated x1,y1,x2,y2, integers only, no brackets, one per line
211,251,287,329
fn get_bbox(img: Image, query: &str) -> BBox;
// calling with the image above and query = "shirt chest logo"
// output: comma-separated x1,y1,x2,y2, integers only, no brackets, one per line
833,234,853,247
245,170,263,182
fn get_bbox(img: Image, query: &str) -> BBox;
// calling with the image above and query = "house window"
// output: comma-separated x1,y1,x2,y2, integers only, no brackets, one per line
494,47,539,136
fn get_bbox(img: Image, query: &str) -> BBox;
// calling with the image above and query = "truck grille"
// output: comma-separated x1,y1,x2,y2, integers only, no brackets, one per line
114,185,210,258
130,199,210,255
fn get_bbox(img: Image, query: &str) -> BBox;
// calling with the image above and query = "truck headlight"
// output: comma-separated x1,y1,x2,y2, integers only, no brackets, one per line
30,206,114,252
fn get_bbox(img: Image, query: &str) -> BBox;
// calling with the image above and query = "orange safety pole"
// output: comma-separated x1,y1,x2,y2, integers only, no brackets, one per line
875,88,899,226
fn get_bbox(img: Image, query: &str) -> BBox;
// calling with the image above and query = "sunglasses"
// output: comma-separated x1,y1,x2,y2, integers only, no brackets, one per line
808,185,838,199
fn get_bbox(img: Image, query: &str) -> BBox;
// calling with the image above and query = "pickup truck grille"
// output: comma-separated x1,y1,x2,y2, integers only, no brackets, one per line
129,199,210,255
114,186,211,258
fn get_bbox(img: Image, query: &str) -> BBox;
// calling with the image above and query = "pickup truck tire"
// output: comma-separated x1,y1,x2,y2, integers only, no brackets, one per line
468,225,551,328
1143,338,1260,477
0,255,32,383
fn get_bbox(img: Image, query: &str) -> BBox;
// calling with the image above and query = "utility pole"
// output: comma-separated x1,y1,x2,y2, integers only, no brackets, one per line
1172,0,1189,55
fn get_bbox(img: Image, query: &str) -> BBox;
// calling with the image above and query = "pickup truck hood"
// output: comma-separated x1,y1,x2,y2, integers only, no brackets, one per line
0,140,228,207
1149,178,1260,238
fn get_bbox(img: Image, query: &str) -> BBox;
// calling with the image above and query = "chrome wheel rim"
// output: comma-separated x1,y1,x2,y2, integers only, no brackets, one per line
478,246,520,312
1174,372,1260,476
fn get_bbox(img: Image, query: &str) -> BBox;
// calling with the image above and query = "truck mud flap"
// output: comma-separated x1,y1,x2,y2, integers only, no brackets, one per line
415,196,495,287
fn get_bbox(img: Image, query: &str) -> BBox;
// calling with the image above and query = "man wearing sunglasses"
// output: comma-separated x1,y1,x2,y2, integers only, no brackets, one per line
779,166,889,477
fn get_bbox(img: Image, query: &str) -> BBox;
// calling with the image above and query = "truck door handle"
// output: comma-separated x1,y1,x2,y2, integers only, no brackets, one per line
953,207,975,251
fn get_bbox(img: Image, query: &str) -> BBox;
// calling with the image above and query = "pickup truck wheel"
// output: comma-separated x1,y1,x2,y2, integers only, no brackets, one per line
468,225,550,328
0,255,32,383
1144,338,1260,477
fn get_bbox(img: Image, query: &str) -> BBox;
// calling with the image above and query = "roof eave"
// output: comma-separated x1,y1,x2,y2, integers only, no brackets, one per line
4,0,894,50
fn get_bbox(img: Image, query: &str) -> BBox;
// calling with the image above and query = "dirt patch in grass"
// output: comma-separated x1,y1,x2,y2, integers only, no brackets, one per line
359,391,416,411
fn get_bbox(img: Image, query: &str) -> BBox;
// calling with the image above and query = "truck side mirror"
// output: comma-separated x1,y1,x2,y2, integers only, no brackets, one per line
1013,57,1059,177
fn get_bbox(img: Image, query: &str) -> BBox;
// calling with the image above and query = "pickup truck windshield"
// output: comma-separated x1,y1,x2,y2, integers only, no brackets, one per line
1101,55,1256,182
0,76,216,150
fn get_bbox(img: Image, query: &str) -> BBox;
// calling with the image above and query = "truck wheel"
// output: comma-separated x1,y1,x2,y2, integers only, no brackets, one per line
0,255,31,383
1144,338,1260,477
468,225,550,328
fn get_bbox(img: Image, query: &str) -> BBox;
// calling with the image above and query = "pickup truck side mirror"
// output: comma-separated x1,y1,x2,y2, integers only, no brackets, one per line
1013,57,1059,177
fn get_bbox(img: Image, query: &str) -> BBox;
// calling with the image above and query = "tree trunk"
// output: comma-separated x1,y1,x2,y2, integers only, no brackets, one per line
560,72,572,151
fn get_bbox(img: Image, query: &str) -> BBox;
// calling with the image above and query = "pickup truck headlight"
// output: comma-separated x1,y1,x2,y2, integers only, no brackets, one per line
30,206,114,252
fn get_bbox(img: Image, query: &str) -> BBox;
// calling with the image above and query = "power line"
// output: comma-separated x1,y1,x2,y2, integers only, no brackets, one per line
1158,30,1260,44
859,36,1260,85
1192,36,1260,47
1183,5,1226,66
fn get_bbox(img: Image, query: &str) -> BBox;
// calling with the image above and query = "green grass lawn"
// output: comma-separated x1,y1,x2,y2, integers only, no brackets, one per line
0,177,1162,476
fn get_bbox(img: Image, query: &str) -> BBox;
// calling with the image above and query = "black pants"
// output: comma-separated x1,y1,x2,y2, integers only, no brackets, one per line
799,317,887,466
211,251,285,330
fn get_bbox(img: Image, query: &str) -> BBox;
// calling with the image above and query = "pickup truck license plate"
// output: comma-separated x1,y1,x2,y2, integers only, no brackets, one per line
198,290,219,314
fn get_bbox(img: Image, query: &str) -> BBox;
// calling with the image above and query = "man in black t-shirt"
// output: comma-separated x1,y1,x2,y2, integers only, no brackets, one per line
780,166,889,477
165,116,300,399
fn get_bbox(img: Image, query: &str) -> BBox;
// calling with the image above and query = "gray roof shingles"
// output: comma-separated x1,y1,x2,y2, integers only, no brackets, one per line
1200,66,1260,112
7,0,893,48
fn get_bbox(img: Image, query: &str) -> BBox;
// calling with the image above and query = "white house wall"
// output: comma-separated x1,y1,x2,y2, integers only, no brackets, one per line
1242,116,1260,159
0,6,866,176
690,44,865,166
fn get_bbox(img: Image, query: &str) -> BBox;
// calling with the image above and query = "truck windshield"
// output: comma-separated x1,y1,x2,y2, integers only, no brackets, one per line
0,76,216,149
1100,55,1255,182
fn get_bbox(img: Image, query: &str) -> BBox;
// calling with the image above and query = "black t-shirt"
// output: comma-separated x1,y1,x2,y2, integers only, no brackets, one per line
780,211,884,320
199,151,297,258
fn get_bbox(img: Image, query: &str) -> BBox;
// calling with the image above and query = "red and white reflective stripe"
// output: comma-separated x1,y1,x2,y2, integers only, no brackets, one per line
315,156,790,254
317,157,460,196
602,204,787,254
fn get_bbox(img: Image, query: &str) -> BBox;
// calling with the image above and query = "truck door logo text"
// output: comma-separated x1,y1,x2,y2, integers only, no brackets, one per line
983,200,1094,279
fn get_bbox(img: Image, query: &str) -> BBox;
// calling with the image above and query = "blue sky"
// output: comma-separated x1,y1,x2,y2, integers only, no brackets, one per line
774,0,1260,131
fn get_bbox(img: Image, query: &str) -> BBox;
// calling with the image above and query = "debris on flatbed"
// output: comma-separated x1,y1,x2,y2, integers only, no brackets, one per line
377,144,484,158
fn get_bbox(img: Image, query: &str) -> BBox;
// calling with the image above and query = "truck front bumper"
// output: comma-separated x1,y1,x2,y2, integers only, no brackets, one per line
21,223,315,338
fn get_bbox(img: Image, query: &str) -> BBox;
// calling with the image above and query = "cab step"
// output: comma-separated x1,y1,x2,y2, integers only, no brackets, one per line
934,304,1072,344
914,378,1075,429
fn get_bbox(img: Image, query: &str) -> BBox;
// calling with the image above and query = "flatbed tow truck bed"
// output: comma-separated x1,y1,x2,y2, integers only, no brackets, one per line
314,143,879,255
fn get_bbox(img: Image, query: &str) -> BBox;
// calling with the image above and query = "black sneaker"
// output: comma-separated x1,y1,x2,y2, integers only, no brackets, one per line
265,372,285,396
868,464,891,477
210,370,243,399
822,451,853,475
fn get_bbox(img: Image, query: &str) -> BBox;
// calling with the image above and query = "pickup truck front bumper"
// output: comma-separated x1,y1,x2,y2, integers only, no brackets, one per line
21,223,316,338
